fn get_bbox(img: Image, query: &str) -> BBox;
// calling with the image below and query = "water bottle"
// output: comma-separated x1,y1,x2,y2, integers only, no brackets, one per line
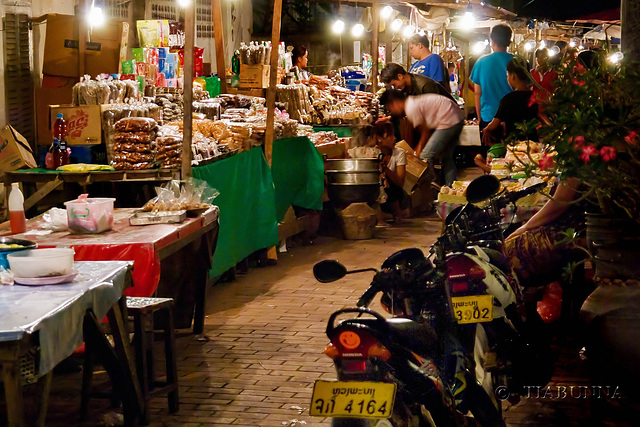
8,183,26,234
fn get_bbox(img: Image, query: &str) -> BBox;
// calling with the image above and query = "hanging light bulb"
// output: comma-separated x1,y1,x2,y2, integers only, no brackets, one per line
569,40,576,48
402,25,415,38
578,44,584,50
391,18,403,32
539,40,546,49
473,41,486,55
608,52,624,64
87,5,105,27
177,0,190,7
549,45,561,56
381,6,393,20
524,40,536,51
332,20,345,35
460,6,475,31
352,23,365,38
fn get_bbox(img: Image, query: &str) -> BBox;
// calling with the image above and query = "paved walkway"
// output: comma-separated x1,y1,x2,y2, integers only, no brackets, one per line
7,216,633,426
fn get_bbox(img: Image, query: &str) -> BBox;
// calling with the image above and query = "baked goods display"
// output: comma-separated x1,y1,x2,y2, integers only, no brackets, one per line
110,117,158,170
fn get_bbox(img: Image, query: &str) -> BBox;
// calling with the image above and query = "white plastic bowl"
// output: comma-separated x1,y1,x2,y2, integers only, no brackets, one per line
7,248,75,278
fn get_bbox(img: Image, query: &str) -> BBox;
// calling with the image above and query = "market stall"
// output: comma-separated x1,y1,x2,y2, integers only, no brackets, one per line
0,261,141,426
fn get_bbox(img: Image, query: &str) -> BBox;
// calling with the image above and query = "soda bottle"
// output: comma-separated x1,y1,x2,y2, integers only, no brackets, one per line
8,183,26,234
52,113,70,168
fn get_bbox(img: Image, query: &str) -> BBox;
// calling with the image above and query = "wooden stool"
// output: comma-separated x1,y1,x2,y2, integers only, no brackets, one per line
81,297,179,424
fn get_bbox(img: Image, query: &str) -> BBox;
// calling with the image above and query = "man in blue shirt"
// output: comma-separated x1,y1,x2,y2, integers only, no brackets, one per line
408,34,450,91
469,24,514,140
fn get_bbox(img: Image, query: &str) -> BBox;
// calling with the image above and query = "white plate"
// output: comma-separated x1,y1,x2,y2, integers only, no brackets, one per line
14,270,80,286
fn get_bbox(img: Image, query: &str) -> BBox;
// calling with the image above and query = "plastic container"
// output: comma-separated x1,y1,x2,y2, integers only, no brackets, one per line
7,248,75,278
338,203,377,240
8,183,26,235
64,197,116,234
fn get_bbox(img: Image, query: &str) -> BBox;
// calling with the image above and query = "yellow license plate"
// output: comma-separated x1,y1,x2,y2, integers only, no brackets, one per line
451,295,493,324
309,380,396,419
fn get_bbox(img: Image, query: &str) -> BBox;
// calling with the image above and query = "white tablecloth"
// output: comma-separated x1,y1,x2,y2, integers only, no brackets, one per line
459,125,481,147
0,261,130,375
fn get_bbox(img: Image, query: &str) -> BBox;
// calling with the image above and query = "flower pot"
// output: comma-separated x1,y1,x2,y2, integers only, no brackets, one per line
586,213,640,280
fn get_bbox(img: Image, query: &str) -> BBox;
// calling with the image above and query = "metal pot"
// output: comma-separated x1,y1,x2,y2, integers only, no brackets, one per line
327,183,380,205
325,158,380,173
326,171,380,185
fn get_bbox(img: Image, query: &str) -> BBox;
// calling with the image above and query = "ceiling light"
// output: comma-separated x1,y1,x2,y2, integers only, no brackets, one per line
87,6,105,27
460,7,475,31
549,45,560,56
391,18,403,32
381,6,393,20
608,52,624,64
402,25,415,38
473,41,486,55
352,23,365,38
524,40,535,51
569,41,576,48
578,44,584,50
332,20,345,35
177,0,190,8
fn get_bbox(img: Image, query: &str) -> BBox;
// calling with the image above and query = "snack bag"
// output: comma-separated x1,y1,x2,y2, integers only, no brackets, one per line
137,20,159,48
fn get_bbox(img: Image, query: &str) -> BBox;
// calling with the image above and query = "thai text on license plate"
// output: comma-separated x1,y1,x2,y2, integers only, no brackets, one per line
451,295,493,324
309,380,396,419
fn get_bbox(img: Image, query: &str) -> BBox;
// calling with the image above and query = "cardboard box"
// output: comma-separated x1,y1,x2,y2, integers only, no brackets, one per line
0,126,37,172
36,75,77,146
42,14,129,78
49,105,102,146
239,64,270,89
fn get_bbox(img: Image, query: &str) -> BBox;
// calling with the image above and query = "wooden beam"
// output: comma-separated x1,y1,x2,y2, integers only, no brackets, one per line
182,0,195,178
23,178,62,211
264,0,284,166
371,3,380,93
211,0,228,94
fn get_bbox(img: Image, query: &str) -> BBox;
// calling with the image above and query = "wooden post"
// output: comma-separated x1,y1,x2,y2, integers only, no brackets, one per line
371,3,380,93
264,0,283,165
211,0,228,93
78,0,88,77
182,0,195,178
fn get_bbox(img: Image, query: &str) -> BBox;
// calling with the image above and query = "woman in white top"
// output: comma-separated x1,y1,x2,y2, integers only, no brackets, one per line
381,89,464,185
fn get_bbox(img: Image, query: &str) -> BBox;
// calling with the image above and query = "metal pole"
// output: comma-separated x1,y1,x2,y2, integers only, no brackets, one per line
182,0,195,178
264,0,284,166
371,2,380,93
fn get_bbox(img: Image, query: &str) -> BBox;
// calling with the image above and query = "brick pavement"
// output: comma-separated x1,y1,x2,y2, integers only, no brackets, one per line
3,216,630,426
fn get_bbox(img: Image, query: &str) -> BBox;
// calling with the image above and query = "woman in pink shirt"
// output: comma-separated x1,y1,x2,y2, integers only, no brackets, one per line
380,89,464,185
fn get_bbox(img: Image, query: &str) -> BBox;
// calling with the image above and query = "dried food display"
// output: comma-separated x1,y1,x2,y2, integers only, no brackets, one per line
110,117,158,170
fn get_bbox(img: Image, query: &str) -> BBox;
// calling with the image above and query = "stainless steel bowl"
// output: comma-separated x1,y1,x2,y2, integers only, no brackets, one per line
326,171,381,185
325,158,380,172
327,183,380,205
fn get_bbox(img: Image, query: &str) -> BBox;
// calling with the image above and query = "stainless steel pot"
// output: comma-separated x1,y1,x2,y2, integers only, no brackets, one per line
327,183,380,205
325,158,381,172
326,171,380,185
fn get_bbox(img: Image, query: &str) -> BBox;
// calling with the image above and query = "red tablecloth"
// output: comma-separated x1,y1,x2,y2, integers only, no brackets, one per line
5,208,219,297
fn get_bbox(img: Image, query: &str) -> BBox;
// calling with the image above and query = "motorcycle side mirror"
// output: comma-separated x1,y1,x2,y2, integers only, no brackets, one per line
313,260,348,283
466,175,501,204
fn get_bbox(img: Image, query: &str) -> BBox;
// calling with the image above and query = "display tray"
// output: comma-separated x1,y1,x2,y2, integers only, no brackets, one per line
129,210,187,226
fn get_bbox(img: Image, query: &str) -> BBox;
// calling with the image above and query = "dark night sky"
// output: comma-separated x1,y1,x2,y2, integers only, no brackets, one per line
490,0,620,20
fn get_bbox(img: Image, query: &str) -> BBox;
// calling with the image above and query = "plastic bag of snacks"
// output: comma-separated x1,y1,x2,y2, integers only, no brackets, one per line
141,178,219,213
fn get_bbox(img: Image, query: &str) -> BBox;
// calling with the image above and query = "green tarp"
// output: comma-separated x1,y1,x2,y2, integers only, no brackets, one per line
272,136,325,221
193,147,279,278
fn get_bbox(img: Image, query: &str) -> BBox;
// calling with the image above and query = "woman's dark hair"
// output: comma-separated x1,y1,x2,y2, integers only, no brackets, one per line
380,63,408,84
506,58,530,82
409,34,430,50
490,24,512,48
535,48,548,59
374,121,395,138
379,88,407,106
578,50,600,70
291,45,307,67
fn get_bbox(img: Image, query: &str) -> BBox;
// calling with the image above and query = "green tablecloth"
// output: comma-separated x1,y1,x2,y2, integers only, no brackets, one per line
193,147,279,278
312,126,353,137
272,136,325,221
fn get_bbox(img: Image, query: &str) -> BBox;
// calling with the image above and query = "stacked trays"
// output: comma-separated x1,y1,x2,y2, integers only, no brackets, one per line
325,158,381,205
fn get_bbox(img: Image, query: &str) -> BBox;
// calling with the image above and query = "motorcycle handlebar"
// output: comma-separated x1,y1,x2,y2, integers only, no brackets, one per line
356,284,379,307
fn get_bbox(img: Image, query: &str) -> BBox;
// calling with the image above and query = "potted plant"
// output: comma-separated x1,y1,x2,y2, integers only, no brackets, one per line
507,52,640,279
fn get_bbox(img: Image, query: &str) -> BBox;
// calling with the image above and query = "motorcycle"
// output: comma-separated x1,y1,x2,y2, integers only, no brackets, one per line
309,175,554,426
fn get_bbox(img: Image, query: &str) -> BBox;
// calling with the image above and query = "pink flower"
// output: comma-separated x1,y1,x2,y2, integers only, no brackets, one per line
573,79,586,87
580,145,598,162
600,146,617,162
625,131,638,146
570,136,584,148
538,154,554,171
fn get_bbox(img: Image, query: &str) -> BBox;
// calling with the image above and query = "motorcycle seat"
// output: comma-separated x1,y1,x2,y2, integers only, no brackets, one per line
386,318,438,357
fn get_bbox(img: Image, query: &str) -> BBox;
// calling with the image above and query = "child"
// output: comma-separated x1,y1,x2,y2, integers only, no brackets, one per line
348,124,381,159
375,121,407,222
